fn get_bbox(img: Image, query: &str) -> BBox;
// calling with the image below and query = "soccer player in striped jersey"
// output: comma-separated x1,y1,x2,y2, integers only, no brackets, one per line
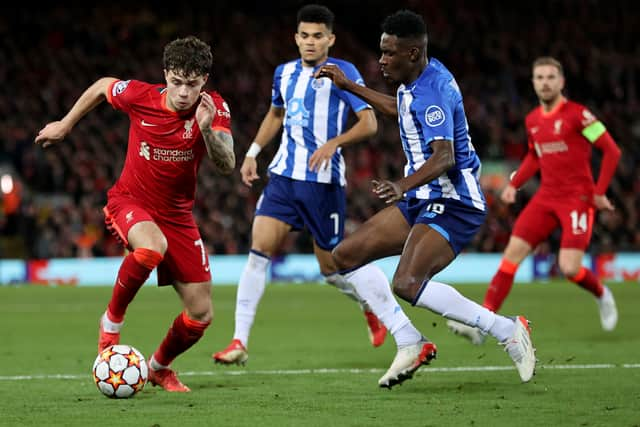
35,36,235,392
448,57,621,345
213,4,382,366
317,9,537,388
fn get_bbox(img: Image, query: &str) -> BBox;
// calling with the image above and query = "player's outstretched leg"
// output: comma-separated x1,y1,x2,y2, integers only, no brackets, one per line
378,339,437,389
597,285,618,331
213,250,268,365
501,316,536,382
413,280,536,382
212,339,249,365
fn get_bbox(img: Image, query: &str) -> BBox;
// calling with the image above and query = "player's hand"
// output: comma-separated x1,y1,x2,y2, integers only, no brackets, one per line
34,121,71,148
372,179,404,204
308,140,337,172
314,65,350,90
240,156,259,187
500,185,517,204
594,194,615,211
196,92,216,130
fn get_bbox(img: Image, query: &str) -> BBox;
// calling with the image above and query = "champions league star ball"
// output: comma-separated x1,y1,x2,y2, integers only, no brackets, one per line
92,344,148,398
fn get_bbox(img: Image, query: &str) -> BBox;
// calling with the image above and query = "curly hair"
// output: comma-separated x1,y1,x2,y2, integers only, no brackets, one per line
382,10,427,39
163,35,213,77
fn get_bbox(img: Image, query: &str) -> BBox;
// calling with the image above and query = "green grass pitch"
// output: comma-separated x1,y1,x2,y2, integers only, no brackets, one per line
1,281,638,427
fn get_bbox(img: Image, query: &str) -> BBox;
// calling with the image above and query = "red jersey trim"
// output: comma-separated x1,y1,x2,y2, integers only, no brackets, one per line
212,125,231,133
160,91,182,116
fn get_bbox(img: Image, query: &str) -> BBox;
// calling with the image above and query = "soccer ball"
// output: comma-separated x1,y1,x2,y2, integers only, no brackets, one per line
92,344,148,398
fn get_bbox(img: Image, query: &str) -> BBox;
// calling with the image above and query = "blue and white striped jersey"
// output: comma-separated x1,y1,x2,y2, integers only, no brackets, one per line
268,57,370,186
397,58,486,211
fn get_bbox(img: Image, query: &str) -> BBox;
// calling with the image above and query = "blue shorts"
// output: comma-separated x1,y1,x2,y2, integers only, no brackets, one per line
256,174,345,250
397,197,486,255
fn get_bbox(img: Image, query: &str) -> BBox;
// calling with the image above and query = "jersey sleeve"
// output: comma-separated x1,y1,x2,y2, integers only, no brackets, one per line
336,62,370,113
577,105,607,143
210,92,231,132
106,79,144,114
271,65,285,108
415,80,456,143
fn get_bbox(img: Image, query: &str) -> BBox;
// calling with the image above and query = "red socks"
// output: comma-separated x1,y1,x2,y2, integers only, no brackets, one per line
483,258,519,312
106,248,163,322
153,311,210,366
568,267,604,297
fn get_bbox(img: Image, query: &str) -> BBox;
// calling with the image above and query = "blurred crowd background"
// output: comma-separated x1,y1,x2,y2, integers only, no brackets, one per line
1,0,638,260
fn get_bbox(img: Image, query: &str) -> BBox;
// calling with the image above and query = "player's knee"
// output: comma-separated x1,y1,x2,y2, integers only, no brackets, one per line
188,305,213,324
392,274,421,302
135,234,167,255
150,233,168,255
559,262,580,278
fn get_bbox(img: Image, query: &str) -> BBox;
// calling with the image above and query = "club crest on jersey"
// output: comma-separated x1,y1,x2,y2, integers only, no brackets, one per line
183,119,195,139
311,78,326,90
425,105,445,127
554,119,563,135
139,142,150,160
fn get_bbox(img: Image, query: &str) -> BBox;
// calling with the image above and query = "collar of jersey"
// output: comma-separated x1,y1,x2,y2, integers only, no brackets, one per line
539,96,567,117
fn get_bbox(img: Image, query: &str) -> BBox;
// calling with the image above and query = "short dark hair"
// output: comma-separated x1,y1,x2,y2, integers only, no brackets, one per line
297,4,335,31
163,36,213,77
382,10,427,39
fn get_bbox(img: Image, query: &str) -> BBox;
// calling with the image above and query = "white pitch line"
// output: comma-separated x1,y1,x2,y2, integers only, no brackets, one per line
0,363,638,381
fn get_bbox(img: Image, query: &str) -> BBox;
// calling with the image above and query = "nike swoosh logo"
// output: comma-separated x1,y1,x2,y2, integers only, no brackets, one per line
141,120,158,127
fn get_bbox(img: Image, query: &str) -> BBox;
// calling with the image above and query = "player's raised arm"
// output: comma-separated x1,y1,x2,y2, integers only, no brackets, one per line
35,77,116,148
315,65,397,116
202,128,236,175
240,105,285,187
197,92,236,175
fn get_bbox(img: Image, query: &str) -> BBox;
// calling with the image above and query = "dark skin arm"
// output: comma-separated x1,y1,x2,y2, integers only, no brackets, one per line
315,65,398,117
373,139,455,203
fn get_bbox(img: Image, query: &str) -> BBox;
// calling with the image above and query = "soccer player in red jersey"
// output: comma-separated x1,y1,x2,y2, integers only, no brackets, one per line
35,36,235,392
448,56,621,344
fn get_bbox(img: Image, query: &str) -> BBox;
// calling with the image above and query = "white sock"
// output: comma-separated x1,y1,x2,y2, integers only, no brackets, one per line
325,273,369,311
345,264,422,347
149,356,168,371
487,317,516,343
233,251,270,347
101,311,124,333
414,280,499,333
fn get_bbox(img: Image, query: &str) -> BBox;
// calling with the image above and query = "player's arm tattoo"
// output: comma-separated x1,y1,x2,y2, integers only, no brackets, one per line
201,128,236,175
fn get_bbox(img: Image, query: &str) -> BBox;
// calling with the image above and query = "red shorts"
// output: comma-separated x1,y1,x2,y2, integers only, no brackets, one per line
512,194,594,250
104,194,211,286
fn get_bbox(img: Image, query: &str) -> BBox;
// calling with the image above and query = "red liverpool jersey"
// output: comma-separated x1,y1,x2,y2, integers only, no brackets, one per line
525,99,601,200
106,79,231,221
